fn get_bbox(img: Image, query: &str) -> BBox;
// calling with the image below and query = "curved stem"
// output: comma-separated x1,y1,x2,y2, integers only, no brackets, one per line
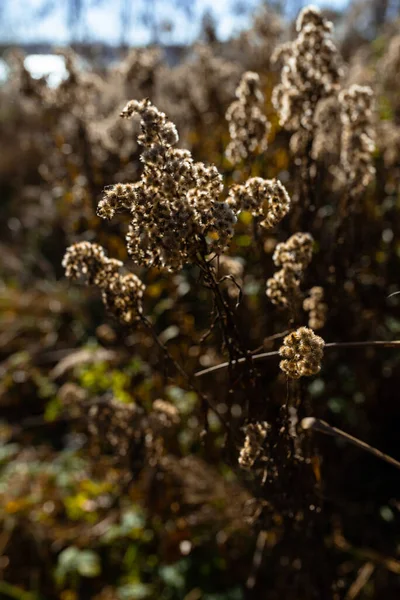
301,417,400,471
195,339,400,378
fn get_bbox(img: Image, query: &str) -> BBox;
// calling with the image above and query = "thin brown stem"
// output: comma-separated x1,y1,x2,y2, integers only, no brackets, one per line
196,247,256,386
301,417,400,471
138,312,231,434
195,339,400,378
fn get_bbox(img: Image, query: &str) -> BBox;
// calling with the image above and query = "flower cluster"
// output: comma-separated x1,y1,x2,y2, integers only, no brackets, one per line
279,327,325,379
272,232,314,269
228,177,291,229
266,233,314,307
266,265,302,308
311,96,341,162
272,5,343,132
238,422,269,470
98,99,237,271
225,71,271,164
303,286,327,330
62,241,145,323
339,85,376,196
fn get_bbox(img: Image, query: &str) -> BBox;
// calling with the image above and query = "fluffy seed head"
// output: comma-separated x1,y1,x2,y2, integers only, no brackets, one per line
238,422,269,470
279,326,325,379
225,71,271,164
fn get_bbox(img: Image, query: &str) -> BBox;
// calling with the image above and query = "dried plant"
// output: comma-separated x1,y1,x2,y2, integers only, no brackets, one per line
266,232,314,309
99,99,236,271
228,177,291,229
303,286,327,330
279,326,325,379
225,71,271,164
238,421,269,470
2,4,400,599
339,84,376,197
272,5,343,133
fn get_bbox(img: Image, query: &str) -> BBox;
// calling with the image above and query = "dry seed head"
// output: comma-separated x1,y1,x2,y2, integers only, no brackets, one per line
279,327,325,379
339,85,376,196
238,421,269,470
266,264,302,308
273,232,314,269
312,95,341,162
225,71,271,164
62,241,121,287
272,5,343,132
101,272,145,324
100,99,236,271
63,242,145,323
120,98,179,148
303,286,327,330
228,177,291,228
267,233,313,308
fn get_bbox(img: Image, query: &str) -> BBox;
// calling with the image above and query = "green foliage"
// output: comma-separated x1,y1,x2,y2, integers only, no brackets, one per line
55,547,101,586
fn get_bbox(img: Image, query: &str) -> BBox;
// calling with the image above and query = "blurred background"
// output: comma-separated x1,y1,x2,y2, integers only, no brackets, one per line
0,0,395,83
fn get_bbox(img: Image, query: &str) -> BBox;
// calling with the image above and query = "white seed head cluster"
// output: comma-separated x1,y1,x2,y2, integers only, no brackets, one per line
339,85,376,196
98,99,237,271
225,71,271,164
266,264,302,308
228,177,291,229
238,421,269,470
266,233,314,308
62,241,121,286
272,5,343,132
279,327,325,379
62,241,145,324
101,272,146,325
272,232,314,270
303,286,327,330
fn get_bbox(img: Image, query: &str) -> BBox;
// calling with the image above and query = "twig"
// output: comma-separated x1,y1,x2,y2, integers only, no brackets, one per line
345,562,375,600
138,313,232,434
195,350,278,378
333,527,400,575
301,417,400,471
194,339,400,378
246,530,267,589
250,330,291,354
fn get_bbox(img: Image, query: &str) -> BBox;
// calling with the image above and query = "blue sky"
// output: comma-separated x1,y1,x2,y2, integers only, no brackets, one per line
1,0,349,45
